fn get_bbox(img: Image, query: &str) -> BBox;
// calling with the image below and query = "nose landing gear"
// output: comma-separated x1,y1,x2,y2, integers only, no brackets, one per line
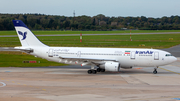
153,66,158,74
153,69,157,74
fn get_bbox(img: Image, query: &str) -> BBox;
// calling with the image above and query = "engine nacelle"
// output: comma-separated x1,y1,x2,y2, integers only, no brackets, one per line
99,62,120,72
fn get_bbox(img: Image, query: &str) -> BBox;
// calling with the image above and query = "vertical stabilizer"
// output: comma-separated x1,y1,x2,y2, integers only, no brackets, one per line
12,20,48,47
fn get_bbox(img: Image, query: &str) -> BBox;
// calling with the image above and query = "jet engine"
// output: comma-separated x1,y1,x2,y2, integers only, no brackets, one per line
99,62,120,72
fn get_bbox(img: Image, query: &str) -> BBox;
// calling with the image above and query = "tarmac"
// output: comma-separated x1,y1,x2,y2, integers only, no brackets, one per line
0,58,180,101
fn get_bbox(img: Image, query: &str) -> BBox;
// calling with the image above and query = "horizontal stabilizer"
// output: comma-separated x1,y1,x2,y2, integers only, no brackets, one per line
0,47,33,53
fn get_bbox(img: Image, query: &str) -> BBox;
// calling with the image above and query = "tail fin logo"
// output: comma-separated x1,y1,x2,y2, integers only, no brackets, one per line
18,31,27,40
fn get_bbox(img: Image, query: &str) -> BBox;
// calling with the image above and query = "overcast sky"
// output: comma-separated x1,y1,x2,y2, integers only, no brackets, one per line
1,0,180,18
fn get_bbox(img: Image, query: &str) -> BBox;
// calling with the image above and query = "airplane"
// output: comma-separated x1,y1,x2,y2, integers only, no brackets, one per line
12,20,177,74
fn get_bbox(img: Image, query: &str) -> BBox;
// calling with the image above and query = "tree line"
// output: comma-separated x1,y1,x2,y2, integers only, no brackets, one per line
0,13,180,30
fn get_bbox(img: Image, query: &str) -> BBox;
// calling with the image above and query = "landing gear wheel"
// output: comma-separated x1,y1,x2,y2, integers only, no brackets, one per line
153,70,157,74
101,69,105,72
87,70,97,74
87,70,92,74
97,68,101,72
153,66,158,74
92,70,97,74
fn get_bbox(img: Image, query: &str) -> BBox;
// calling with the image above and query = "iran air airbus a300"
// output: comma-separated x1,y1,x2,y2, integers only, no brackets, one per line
12,20,177,74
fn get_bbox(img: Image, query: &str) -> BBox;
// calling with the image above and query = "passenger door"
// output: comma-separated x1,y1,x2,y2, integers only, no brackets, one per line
154,52,159,60
48,49,54,57
131,51,136,59
77,51,81,58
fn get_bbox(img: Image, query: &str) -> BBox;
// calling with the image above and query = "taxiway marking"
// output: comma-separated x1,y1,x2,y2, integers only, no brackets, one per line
1,79,47,92
159,67,180,75
0,82,6,87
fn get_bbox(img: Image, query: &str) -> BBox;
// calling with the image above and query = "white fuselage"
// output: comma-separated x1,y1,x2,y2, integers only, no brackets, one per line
30,46,177,68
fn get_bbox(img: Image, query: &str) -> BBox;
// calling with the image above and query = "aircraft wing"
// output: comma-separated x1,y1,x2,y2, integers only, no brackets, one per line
59,56,117,61
0,47,19,51
59,56,118,66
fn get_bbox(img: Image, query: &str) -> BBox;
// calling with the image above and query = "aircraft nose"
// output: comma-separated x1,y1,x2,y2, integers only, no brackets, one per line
171,56,177,63
166,56,177,64
173,56,177,61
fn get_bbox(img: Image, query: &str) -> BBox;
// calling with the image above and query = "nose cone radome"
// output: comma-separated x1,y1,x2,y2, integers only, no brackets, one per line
170,56,177,63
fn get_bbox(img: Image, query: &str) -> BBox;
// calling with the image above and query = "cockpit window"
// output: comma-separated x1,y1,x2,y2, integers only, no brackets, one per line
165,54,172,56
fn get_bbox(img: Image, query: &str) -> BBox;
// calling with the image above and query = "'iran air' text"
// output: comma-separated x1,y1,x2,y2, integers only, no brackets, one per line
135,51,153,54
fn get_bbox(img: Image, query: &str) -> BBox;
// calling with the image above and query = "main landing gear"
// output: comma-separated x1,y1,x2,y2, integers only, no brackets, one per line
87,70,97,74
153,66,158,74
97,68,105,72
87,67,105,74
